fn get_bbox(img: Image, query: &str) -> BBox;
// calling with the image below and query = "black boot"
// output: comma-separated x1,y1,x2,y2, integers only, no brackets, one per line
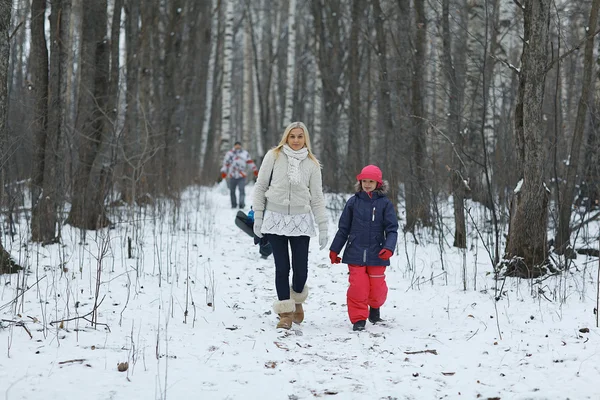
353,320,366,331
368,307,383,324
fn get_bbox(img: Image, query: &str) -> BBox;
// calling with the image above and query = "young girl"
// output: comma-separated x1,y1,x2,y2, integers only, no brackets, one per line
252,122,328,330
329,165,398,331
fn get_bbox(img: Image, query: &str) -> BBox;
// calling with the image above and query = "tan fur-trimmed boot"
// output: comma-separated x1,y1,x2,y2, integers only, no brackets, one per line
290,285,309,324
273,299,295,329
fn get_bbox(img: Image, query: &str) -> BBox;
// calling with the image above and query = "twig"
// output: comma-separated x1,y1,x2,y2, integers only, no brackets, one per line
0,275,47,312
1,319,32,339
58,359,86,365
545,27,600,74
404,349,438,355
49,295,106,325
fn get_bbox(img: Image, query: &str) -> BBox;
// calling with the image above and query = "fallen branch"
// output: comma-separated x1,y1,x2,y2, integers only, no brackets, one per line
1,319,33,339
58,359,86,365
404,349,438,355
49,295,106,326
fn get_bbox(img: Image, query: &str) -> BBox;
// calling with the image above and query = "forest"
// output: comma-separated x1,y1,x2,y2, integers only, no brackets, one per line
0,0,599,278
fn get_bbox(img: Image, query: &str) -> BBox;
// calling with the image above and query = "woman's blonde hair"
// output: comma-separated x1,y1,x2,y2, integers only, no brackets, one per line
273,121,320,165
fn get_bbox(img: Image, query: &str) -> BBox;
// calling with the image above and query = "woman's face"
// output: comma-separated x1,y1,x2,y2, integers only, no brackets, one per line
287,128,306,151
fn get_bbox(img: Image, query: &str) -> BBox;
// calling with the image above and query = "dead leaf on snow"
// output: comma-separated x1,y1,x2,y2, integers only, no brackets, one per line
442,372,455,376
264,361,277,368
579,327,589,333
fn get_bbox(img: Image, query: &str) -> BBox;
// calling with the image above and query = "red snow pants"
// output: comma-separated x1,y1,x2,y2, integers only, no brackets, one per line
347,265,388,323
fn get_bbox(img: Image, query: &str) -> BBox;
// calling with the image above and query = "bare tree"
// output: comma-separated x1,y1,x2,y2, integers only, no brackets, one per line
503,0,552,278
30,0,49,206
66,0,111,229
346,0,366,190
282,0,297,126
441,0,468,248
219,0,234,159
372,0,398,213
404,0,431,231
31,0,71,244
554,0,600,256
0,0,21,274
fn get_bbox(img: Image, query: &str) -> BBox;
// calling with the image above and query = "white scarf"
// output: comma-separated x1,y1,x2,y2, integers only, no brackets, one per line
282,144,308,185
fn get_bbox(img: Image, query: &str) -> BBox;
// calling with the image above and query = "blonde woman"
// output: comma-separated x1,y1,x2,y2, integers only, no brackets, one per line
253,121,328,329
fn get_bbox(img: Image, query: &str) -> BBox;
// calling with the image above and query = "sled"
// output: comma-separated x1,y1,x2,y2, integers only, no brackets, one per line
235,211,273,258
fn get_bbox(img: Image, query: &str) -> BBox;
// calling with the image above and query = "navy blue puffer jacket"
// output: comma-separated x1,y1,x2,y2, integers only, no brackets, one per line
330,185,399,266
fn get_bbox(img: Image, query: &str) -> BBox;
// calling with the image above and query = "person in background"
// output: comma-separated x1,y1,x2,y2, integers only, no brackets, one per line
252,121,328,330
329,165,398,331
220,141,258,209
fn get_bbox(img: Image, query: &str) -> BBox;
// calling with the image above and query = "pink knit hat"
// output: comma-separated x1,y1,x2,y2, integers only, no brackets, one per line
356,165,383,185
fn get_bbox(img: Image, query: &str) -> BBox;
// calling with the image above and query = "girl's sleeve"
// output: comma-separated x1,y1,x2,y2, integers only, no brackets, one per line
383,199,399,252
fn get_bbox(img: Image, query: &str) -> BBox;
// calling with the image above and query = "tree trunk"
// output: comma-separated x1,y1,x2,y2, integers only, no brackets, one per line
372,0,398,213
0,0,21,274
31,0,70,244
66,0,111,230
441,0,467,248
283,0,297,126
30,0,49,205
503,0,552,278
554,0,600,255
219,0,234,158
346,0,364,190
121,0,141,204
405,0,431,231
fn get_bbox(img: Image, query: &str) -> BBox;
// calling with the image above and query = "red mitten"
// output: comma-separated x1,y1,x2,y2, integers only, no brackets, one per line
253,170,258,177
329,250,341,264
221,172,227,179
378,249,393,260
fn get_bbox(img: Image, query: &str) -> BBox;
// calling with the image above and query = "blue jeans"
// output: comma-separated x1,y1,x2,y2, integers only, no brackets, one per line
265,234,310,300
228,177,246,207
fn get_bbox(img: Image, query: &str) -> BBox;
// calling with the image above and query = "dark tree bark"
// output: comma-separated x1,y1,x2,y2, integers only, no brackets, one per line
66,0,111,230
503,0,552,278
441,0,467,248
0,0,22,274
162,0,184,195
31,0,70,244
311,0,344,191
346,0,365,190
372,0,398,213
30,0,49,206
183,1,211,183
121,0,142,204
554,0,600,255
405,0,431,232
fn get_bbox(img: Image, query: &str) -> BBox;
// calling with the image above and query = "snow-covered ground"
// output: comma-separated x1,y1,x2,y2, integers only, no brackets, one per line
1,182,599,400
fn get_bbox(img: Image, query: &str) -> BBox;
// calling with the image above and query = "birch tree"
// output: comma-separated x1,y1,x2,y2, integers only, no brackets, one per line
283,0,297,126
219,0,234,157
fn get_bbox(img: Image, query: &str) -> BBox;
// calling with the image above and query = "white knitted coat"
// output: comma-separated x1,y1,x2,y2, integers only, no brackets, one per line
252,148,327,233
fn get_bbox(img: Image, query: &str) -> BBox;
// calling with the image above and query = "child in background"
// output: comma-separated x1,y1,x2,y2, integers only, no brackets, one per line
329,165,398,331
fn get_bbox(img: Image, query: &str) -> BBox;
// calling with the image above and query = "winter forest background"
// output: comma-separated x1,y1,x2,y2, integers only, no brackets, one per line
1,0,600,398
2,0,599,276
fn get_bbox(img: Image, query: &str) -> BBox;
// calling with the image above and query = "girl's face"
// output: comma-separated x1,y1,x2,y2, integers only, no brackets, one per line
361,179,378,193
287,128,306,151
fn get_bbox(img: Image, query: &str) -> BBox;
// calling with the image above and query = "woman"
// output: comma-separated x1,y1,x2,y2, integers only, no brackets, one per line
253,121,328,329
